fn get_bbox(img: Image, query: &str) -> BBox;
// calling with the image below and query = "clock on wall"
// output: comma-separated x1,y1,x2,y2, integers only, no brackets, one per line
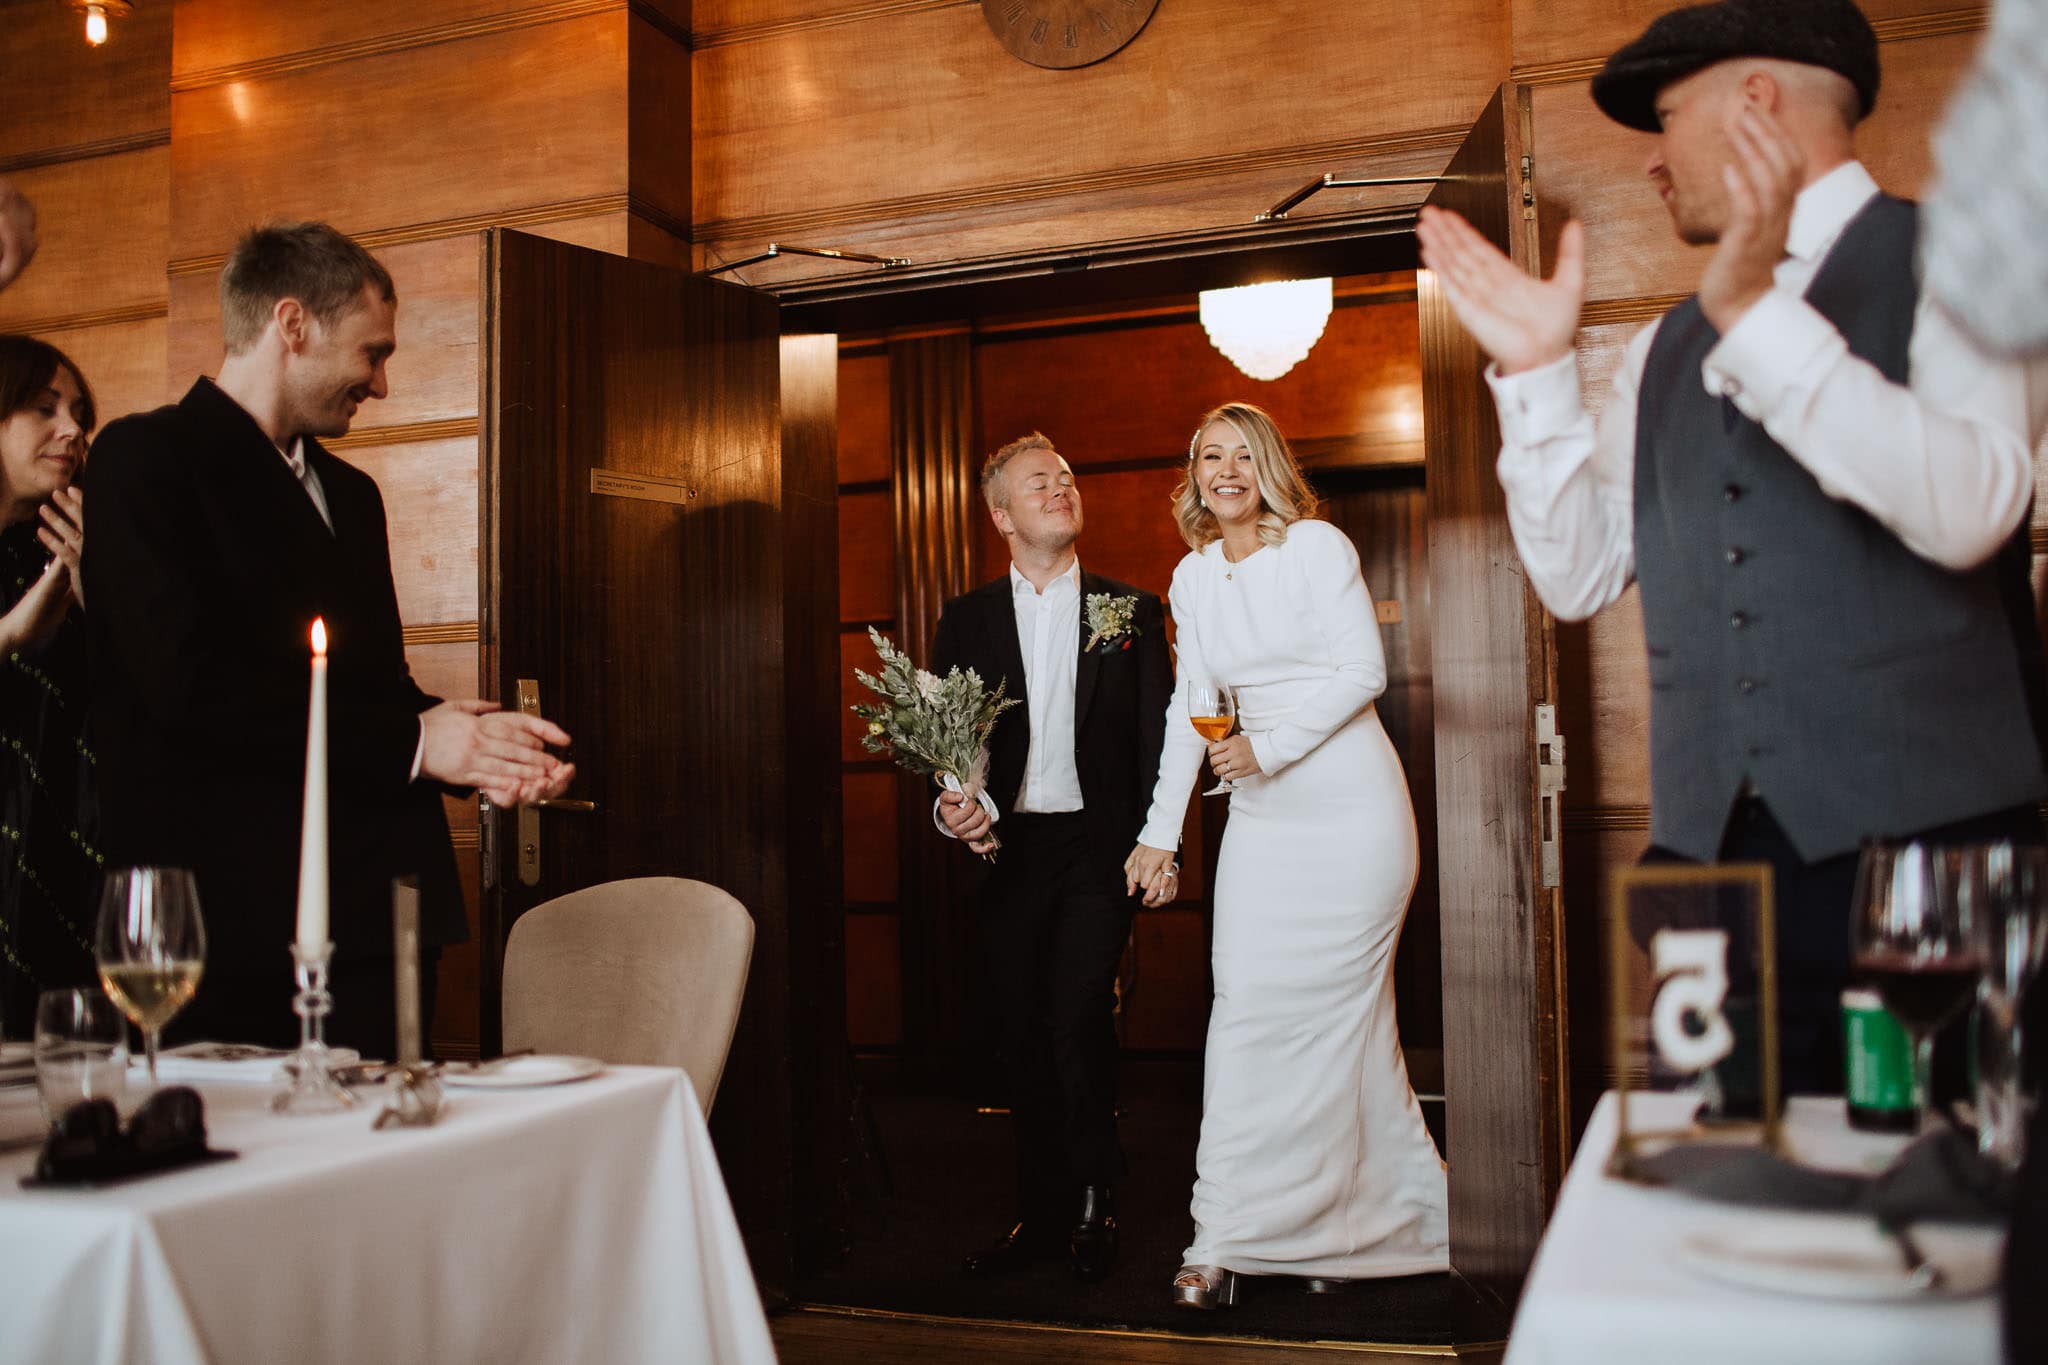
981,0,1162,70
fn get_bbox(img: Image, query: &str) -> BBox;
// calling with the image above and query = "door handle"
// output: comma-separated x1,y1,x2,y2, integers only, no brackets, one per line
512,679,591,886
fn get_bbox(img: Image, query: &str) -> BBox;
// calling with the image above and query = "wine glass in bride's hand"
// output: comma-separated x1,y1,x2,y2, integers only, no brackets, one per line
1186,677,1238,796
1851,840,1983,1133
95,867,206,1088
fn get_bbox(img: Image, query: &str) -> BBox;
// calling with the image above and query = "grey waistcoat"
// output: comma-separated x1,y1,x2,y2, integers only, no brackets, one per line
1634,193,2047,862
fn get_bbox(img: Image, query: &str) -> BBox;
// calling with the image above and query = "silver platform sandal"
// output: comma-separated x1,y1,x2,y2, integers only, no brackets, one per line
1172,1263,1240,1310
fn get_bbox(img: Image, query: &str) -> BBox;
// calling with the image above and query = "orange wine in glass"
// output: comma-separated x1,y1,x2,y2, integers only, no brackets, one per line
1187,677,1238,796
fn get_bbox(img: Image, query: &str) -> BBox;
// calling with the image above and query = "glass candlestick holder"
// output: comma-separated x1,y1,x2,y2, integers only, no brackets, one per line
272,940,355,1114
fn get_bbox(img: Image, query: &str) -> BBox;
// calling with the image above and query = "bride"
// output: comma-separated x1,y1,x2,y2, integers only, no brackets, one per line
1127,401,1448,1308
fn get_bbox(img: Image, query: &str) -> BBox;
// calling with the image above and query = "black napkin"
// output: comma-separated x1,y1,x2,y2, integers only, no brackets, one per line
24,1086,234,1188
1629,1125,2013,1226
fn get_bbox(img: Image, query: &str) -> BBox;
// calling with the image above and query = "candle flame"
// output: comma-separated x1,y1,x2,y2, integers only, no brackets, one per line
311,618,327,655
84,7,108,44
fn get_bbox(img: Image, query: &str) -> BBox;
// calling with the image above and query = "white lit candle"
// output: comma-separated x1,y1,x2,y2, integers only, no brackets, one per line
295,619,329,956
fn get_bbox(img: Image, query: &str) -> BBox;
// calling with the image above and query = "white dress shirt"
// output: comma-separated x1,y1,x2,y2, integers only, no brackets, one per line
934,557,1086,839
280,437,334,532
1007,557,1086,813
1487,160,2048,623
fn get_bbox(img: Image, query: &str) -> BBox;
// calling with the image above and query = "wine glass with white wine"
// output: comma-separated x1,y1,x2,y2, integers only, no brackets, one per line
95,867,206,1088
1186,676,1239,796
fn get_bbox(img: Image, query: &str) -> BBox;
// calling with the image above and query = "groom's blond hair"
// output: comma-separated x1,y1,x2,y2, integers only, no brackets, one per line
981,431,1058,509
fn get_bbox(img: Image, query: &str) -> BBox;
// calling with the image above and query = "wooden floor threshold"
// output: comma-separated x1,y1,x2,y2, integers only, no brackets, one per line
770,1304,1507,1364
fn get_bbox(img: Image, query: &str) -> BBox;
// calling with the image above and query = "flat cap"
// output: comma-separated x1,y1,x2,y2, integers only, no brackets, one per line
1590,0,1880,132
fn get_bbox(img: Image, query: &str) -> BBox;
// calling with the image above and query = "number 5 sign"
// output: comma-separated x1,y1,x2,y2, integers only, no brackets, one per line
1608,862,1781,1173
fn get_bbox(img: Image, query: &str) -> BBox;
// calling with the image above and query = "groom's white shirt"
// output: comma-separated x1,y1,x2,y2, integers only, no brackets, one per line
935,557,1086,840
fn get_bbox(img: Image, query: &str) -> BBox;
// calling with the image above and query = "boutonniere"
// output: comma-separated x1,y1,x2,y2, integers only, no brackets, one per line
1083,593,1141,654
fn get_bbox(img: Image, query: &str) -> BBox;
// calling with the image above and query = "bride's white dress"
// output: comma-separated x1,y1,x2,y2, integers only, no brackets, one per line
1139,519,1449,1278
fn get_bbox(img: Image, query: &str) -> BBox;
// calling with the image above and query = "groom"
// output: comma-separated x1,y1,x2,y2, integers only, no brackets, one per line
932,432,1172,1282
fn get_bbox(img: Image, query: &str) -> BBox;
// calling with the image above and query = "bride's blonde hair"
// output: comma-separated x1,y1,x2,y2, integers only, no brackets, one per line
1170,402,1319,552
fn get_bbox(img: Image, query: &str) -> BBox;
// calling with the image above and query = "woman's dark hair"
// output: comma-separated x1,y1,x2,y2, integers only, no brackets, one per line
0,333,97,435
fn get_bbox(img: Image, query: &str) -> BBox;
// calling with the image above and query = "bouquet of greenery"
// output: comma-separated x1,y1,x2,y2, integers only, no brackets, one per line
851,627,1019,860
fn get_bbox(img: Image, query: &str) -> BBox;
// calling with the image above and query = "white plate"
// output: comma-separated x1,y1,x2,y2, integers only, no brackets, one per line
440,1054,604,1089
1675,1217,2001,1300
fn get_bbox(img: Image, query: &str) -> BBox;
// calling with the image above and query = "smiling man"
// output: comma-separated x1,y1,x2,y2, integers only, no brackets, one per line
83,222,575,1057
1416,0,2048,1096
929,432,1170,1283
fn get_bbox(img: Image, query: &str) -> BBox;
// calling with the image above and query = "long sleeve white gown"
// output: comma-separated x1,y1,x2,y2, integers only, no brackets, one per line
1138,518,1449,1278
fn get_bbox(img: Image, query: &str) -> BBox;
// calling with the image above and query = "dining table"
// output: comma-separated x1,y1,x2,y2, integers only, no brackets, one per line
1504,1090,2007,1365
0,1053,777,1364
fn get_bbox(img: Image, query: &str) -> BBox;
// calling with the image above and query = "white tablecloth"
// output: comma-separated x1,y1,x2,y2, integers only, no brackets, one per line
0,1065,776,1364
1505,1092,2003,1365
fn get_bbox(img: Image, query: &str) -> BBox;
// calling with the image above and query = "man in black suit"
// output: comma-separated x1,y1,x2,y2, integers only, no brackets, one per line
84,222,574,1058
932,433,1172,1282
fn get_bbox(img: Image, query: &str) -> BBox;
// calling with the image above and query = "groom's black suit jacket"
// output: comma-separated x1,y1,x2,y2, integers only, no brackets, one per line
83,379,465,995
931,569,1171,877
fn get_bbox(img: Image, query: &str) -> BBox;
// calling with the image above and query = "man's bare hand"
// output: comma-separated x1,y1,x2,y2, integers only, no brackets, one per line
0,179,37,293
39,487,82,609
1416,206,1586,375
1699,104,1804,334
938,788,996,854
420,699,575,806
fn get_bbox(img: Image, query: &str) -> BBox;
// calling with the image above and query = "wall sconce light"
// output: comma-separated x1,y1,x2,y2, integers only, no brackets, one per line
1198,278,1334,383
68,0,132,47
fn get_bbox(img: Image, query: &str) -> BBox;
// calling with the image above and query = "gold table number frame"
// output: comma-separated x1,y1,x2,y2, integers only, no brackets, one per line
1608,861,1781,1176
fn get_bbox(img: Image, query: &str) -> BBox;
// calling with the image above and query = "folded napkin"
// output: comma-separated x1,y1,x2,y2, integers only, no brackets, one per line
1631,1125,2013,1226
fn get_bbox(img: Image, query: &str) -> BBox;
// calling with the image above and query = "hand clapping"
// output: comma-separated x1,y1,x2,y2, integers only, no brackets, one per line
1415,206,1586,375
419,700,576,807
1699,104,1805,334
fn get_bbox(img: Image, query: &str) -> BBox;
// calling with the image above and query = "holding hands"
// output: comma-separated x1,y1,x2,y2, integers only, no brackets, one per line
420,700,576,807
1124,843,1178,907
1699,104,1804,334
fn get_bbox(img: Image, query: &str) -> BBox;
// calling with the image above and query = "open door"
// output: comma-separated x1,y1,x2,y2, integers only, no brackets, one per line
1420,87,1571,1300
478,229,846,1292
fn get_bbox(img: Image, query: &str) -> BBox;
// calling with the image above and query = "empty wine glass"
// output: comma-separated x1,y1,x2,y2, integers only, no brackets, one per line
1959,841,2048,1168
1851,840,1983,1133
1185,676,1238,796
95,867,207,1088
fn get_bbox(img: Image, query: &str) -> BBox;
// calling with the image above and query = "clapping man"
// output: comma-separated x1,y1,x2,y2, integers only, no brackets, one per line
85,222,576,1057
1416,0,2048,1095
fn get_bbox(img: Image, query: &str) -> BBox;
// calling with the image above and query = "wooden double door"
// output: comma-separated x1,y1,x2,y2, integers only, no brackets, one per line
471,80,1565,1304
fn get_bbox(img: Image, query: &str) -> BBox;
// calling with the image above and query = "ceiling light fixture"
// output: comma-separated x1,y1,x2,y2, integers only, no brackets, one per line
69,0,131,47
1198,278,1334,383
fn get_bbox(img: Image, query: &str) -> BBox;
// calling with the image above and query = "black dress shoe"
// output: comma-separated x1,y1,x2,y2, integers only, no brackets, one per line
963,1222,1060,1275
1069,1186,1119,1281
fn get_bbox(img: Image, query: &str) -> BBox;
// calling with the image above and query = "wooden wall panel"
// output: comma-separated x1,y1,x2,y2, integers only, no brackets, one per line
405,638,482,709
0,0,171,161
167,13,629,262
841,629,881,762
1509,0,1952,72
628,13,692,232
40,317,169,427
170,0,562,78
838,351,892,485
343,437,481,625
973,293,1424,469
1122,908,1209,1052
429,848,485,1057
1532,33,1984,301
845,910,903,1047
840,489,895,620
692,0,1504,271
168,233,484,430
0,149,168,328
844,769,900,903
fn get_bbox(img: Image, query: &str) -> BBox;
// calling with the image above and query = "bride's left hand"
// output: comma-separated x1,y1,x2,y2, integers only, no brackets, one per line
1206,735,1262,783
